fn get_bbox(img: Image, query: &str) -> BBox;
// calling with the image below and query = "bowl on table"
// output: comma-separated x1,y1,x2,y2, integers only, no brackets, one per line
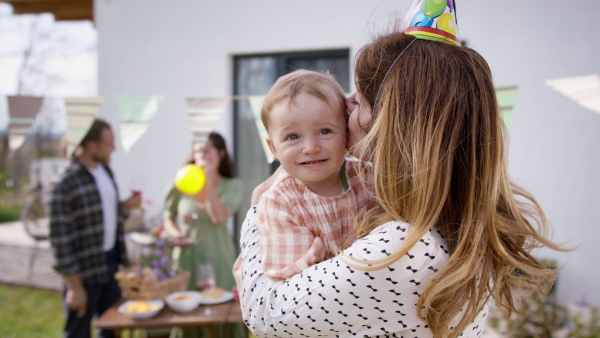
118,299,164,320
165,291,203,313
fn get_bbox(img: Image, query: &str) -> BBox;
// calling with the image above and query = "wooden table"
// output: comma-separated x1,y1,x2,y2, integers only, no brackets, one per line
95,299,245,338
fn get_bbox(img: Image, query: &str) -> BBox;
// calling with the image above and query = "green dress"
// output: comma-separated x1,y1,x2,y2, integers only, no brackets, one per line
164,178,244,338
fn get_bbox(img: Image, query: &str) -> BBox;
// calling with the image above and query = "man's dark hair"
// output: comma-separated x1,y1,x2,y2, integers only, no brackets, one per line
80,118,112,147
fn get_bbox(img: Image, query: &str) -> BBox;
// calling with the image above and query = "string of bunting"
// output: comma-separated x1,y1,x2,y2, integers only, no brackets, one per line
64,97,104,156
6,96,43,152
4,77,599,160
118,96,164,153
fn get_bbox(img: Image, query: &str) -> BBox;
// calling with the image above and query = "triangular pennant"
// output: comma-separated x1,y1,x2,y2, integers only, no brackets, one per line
185,97,229,147
118,96,163,152
7,96,44,152
0,97,7,134
248,95,274,163
495,85,519,128
545,75,600,116
63,97,104,157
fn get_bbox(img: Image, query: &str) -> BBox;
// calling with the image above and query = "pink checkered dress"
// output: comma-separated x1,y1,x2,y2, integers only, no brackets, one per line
257,158,378,280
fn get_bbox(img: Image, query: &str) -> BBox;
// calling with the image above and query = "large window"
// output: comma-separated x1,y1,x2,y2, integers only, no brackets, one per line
232,49,350,250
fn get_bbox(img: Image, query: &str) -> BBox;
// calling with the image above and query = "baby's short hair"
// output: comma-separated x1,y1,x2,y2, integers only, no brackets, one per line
261,69,347,131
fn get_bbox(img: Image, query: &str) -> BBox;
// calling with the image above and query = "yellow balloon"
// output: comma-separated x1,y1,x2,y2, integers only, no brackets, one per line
175,164,206,195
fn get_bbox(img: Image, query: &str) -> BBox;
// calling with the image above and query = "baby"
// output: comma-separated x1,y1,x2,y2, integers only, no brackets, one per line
255,69,378,280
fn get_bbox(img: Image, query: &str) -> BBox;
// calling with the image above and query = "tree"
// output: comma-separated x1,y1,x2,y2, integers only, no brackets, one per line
0,3,96,203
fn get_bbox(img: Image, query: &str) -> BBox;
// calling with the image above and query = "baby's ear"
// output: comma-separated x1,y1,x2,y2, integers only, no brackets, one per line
266,138,277,158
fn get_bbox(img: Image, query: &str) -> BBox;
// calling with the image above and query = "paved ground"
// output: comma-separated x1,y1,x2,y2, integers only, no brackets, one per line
0,220,149,293
0,221,61,292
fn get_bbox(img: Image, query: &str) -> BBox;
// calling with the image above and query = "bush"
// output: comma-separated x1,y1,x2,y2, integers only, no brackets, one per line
489,293,600,337
0,205,21,222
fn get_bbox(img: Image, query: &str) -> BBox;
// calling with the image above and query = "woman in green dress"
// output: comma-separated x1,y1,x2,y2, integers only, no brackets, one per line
164,132,244,338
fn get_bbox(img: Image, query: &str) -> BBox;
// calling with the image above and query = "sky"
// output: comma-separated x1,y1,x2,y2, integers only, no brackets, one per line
0,3,97,133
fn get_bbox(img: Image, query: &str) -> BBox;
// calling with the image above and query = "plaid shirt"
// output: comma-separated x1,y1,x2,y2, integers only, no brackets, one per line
49,159,128,285
257,158,378,279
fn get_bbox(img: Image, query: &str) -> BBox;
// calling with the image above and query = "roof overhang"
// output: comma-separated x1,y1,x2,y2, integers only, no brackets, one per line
1,0,93,21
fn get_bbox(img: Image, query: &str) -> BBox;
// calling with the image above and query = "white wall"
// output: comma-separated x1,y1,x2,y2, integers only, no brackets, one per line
96,0,600,307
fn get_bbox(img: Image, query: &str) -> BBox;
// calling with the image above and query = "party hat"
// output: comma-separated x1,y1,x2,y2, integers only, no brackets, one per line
402,0,461,46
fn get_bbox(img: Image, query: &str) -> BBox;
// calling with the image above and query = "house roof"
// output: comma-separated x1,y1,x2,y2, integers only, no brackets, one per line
2,0,92,21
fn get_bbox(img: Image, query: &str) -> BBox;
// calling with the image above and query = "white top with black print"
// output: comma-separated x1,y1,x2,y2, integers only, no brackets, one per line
239,206,489,337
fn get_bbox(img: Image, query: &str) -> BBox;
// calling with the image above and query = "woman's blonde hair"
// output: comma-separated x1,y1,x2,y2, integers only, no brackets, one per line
351,32,564,337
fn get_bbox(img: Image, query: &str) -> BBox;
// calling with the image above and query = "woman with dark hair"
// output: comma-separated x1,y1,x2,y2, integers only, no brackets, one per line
164,132,244,337
163,131,243,293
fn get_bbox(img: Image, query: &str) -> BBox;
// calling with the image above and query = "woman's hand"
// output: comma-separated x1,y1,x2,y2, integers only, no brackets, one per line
171,236,193,247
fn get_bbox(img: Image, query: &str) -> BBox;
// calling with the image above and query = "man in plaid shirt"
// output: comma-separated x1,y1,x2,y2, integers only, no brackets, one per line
50,118,141,338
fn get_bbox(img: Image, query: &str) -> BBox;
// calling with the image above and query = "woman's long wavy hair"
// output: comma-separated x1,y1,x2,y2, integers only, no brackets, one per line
351,32,564,337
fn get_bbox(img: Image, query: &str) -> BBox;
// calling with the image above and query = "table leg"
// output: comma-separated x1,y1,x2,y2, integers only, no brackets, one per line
208,325,217,338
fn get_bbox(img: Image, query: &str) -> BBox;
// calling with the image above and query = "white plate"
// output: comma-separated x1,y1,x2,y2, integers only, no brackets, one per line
118,300,164,320
199,290,234,305
127,232,155,245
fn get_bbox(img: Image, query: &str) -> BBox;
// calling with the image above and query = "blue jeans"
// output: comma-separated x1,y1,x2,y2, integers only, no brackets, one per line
63,247,121,338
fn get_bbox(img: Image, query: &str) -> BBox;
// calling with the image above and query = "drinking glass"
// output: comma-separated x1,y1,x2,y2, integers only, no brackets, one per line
196,263,216,315
130,175,145,197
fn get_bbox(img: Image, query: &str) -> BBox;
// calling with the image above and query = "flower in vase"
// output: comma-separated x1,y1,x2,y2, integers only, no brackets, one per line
140,236,175,281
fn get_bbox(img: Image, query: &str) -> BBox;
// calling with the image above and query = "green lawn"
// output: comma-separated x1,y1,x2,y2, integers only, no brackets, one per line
0,203,21,223
0,284,149,338
0,284,256,338
0,284,63,338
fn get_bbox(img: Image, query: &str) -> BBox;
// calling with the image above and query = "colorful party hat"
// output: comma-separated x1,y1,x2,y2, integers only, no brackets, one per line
402,0,461,46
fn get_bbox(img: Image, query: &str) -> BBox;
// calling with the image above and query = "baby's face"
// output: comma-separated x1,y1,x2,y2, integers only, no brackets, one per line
267,90,347,193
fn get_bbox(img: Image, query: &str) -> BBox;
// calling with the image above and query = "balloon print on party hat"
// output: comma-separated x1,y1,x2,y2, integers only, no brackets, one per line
175,164,206,195
403,0,461,46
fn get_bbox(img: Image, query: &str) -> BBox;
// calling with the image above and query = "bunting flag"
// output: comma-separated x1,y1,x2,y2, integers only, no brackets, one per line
248,95,274,163
495,85,519,128
118,96,164,152
63,97,104,157
7,96,43,152
186,97,229,147
545,74,600,116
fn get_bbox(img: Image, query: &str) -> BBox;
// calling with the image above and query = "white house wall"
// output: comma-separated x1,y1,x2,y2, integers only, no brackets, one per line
96,0,600,307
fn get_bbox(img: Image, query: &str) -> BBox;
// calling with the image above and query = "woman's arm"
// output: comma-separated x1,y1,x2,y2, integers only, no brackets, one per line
162,185,191,246
239,207,451,337
163,215,182,238
202,181,231,224
202,177,243,225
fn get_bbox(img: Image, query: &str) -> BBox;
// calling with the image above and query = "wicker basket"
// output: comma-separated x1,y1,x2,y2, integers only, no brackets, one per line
115,266,190,300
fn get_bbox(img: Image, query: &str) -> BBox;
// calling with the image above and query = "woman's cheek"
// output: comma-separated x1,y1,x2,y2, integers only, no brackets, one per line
348,113,364,147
